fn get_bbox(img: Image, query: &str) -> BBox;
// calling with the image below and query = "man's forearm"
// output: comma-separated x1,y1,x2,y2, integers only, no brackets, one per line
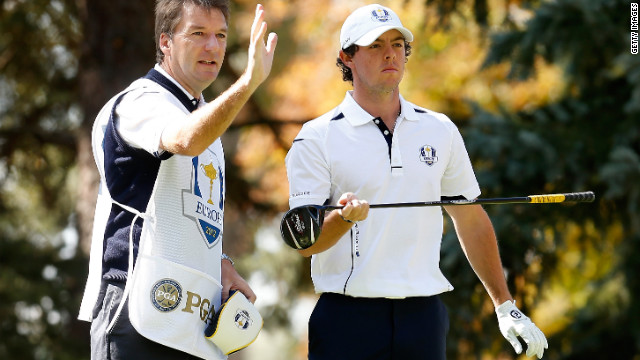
160,74,255,156
298,212,354,257
447,205,513,306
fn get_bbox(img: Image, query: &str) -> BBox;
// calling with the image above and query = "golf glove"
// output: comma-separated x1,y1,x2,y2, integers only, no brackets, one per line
495,300,548,358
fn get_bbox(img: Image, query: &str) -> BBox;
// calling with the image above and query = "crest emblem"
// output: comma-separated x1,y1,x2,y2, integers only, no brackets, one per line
235,309,253,330
183,149,224,248
151,279,182,312
371,8,392,22
419,145,438,166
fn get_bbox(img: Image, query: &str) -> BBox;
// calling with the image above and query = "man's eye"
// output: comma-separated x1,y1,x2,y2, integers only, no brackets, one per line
193,31,204,36
217,33,227,39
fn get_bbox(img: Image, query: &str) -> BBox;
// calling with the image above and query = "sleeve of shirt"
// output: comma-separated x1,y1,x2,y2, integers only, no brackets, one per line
285,123,332,209
115,89,188,155
441,120,481,200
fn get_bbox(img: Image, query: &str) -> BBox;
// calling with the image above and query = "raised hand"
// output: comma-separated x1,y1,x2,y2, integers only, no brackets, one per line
245,4,278,91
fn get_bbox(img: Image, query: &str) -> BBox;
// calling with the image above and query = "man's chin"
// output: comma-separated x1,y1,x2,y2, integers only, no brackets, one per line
196,73,219,89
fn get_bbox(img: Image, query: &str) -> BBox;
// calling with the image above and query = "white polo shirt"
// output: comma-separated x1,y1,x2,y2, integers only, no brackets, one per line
285,91,481,298
116,64,202,154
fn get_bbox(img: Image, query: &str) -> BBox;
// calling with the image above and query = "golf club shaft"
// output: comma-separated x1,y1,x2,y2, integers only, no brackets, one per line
322,191,595,210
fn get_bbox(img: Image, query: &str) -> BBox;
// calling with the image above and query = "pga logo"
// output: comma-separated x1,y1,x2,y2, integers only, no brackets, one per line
151,279,218,323
151,279,183,312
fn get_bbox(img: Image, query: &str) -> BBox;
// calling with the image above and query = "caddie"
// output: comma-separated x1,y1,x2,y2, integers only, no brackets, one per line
77,1,277,359
284,4,548,359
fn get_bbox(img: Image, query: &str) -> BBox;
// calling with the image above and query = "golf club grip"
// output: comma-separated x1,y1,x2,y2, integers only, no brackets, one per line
528,191,595,204
325,191,595,209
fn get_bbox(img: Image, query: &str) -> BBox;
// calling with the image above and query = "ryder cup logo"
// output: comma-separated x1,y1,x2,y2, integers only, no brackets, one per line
235,309,253,330
151,279,183,312
371,8,392,22
419,145,438,166
183,149,224,248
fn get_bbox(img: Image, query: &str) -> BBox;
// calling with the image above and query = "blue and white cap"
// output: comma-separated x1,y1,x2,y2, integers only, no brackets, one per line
340,4,414,49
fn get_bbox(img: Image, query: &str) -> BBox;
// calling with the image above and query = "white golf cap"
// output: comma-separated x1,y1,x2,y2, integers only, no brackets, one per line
340,4,414,49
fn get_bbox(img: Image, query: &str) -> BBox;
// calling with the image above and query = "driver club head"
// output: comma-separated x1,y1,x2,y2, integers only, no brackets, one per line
280,205,326,250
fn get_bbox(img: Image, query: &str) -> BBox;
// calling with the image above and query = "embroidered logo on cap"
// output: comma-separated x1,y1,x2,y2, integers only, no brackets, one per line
371,8,392,22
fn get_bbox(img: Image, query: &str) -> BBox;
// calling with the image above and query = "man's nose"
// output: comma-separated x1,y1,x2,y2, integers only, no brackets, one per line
384,44,396,60
205,35,222,50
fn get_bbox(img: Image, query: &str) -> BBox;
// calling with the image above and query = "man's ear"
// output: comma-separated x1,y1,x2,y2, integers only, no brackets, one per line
159,33,172,55
339,50,353,68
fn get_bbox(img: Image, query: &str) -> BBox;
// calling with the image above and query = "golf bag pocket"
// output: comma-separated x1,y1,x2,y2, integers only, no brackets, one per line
128,253,226,360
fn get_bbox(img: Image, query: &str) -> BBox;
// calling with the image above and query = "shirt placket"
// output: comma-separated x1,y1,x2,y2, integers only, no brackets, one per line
372,116,404,176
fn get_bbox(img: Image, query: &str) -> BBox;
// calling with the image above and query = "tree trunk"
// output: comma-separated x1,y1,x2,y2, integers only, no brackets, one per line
75,0,156,254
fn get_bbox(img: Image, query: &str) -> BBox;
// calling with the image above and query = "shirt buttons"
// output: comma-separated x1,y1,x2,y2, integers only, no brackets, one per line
384,130,390,135
374,119,380,124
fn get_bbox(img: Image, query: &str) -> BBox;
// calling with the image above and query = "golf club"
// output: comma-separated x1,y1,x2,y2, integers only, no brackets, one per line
280,191,595,250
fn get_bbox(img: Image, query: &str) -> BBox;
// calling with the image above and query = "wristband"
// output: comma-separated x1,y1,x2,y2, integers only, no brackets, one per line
340,214,353,223
221,253,235,266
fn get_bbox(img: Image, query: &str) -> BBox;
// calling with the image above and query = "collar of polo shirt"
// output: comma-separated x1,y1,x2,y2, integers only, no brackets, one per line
339,91,420,126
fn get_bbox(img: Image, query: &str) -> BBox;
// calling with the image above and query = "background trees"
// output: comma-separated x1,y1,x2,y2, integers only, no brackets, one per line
1,0,637,359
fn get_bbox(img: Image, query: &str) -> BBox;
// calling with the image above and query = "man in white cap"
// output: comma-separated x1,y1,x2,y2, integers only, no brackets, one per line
285,4,548,359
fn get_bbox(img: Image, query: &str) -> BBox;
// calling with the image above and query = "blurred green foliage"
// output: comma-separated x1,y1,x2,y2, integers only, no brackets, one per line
442,0,639,358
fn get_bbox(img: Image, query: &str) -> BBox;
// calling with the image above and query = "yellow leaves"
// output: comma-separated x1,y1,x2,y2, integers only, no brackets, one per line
234,125,289,207
531,221,627,337
428,31,451,52
257,0,567,123
269,58,350,120
490,59,566,112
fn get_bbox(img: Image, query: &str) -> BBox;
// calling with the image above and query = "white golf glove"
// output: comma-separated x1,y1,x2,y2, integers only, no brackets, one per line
495,300,548,358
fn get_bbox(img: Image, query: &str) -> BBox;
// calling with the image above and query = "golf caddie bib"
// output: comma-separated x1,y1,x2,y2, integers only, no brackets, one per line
122,145,227,360
81,74,231,359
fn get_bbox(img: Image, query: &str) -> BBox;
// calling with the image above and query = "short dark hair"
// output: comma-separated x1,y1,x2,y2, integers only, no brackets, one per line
155,0,231,64
336,41,412,83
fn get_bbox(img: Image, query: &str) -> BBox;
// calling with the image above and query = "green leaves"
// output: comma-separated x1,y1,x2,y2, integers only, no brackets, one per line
453,0,640,357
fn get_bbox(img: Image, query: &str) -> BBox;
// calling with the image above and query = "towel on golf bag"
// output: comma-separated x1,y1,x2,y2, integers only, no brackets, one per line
204,290,263,355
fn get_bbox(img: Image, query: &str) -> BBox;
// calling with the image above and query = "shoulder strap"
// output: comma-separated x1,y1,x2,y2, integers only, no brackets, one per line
143,68,198,113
